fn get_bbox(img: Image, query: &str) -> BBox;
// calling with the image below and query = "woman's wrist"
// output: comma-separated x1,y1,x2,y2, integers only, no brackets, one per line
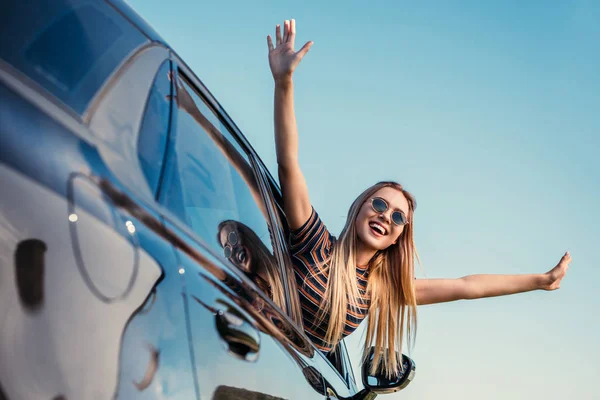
274,74,293,89
537,273,551,290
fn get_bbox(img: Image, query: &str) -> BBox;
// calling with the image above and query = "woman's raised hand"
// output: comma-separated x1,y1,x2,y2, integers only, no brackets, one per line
542,252,572,291
267,19,313,83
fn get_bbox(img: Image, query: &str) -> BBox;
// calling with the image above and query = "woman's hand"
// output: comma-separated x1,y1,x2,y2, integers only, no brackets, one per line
267,19,313,84
541,251,571,291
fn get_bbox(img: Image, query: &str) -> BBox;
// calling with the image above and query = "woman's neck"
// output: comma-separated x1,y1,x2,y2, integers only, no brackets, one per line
355,240,377,266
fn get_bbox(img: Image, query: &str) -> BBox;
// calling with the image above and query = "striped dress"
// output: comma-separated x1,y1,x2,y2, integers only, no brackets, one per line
289,208,370,352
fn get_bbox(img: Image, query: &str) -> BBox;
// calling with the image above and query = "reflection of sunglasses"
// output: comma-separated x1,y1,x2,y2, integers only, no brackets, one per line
223,231,238,259
371,197,408,226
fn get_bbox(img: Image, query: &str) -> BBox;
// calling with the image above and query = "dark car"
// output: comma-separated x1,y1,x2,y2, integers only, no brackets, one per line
0,1,415,399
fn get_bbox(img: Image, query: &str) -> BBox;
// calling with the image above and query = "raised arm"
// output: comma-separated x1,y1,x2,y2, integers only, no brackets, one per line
267,19,313,229
416,252,571,305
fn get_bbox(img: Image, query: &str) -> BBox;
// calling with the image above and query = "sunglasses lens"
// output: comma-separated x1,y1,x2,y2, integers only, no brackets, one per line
224,246,232,258
392,211,407,226
372,198,388,213
228,231,238,246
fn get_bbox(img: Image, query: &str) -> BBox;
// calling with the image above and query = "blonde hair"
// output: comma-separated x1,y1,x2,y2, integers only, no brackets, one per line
317,181,419,378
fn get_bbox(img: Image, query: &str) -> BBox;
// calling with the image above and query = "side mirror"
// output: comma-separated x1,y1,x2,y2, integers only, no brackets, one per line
361,347,415,395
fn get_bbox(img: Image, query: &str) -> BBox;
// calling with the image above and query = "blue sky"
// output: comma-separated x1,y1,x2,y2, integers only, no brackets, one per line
128,1,599,398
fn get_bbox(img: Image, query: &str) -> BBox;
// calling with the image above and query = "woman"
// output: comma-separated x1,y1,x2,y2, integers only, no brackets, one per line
266,20,571,377
217,219,285,308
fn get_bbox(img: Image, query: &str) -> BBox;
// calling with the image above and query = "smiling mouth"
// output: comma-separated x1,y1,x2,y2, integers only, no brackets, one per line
369,221,387,236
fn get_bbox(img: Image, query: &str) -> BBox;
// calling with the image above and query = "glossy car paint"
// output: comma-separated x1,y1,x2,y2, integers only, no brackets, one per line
0,1,387,399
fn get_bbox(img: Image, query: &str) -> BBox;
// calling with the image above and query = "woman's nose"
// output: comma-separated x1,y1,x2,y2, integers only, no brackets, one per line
378,211,391,224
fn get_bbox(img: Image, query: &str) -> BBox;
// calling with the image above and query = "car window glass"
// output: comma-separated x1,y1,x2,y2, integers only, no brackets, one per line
340,340,356,387
159,72,287,312
137,60,172,196
326,348,347,381
1,1,146,114
185,86,248,158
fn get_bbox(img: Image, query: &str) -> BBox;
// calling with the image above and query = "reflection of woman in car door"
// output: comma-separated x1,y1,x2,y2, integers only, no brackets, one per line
217,220,286,308
267,19,571,377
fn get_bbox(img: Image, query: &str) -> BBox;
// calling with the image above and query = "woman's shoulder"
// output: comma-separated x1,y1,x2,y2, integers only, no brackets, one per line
289,207,335,255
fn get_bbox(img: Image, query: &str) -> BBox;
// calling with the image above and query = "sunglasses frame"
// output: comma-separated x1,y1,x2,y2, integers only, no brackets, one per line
370,197,409,226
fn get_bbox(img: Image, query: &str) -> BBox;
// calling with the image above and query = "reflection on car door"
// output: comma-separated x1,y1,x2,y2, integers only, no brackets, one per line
0,163,197,399
77,178,198,400
165,222,327,400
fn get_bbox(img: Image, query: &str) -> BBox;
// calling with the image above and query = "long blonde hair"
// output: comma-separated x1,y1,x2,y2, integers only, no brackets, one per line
318,181,419,378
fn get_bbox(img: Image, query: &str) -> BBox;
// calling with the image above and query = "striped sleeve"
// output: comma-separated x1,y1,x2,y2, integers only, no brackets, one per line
288,208,334,314
289,208,333,259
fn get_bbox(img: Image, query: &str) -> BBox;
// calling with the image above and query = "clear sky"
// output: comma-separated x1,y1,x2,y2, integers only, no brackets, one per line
127,1,599,398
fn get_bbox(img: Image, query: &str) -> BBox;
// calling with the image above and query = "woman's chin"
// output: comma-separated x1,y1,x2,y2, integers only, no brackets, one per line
357,232,387,252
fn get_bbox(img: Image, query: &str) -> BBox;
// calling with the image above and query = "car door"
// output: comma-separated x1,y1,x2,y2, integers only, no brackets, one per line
156,63,329,400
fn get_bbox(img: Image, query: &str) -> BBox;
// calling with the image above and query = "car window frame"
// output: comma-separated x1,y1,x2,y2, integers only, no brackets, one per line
166,53,357,393
136,59,174,198
338,339,358,391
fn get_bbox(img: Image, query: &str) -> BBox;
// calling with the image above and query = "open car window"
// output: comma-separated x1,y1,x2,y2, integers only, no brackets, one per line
158,70,288,313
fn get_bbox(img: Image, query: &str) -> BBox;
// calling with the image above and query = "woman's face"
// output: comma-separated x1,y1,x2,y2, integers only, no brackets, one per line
219,227,252,273
355,187,410,252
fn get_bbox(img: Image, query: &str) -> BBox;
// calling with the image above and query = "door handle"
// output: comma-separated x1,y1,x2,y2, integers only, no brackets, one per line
215,309,260,362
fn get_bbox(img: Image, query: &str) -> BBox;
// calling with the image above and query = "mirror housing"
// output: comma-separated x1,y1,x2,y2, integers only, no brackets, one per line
361,347,415,395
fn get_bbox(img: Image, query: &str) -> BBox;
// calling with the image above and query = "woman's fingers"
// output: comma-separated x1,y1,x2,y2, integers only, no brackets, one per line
289,19,296,47
550,251,571,286
283,20,290,43
276,24,282,45
296,41,313,59
558,251,571,270
272,19,298,48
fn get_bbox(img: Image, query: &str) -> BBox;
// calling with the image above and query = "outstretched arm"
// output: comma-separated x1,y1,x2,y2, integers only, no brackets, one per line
416,252,571,305
267,19,313,229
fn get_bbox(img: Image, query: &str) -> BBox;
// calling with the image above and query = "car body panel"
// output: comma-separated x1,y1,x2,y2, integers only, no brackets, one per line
88,44,170,203
0,1,370,399
0,164,166,399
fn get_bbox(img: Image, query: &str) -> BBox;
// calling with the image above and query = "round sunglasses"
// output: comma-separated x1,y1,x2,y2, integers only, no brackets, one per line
370,197,409,226
223,230,239,259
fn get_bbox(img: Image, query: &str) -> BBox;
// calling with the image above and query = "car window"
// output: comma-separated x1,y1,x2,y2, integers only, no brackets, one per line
137,60,172,196
326,348,346,378
340,340,357,388
159,71,287,312
1,1,147,115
